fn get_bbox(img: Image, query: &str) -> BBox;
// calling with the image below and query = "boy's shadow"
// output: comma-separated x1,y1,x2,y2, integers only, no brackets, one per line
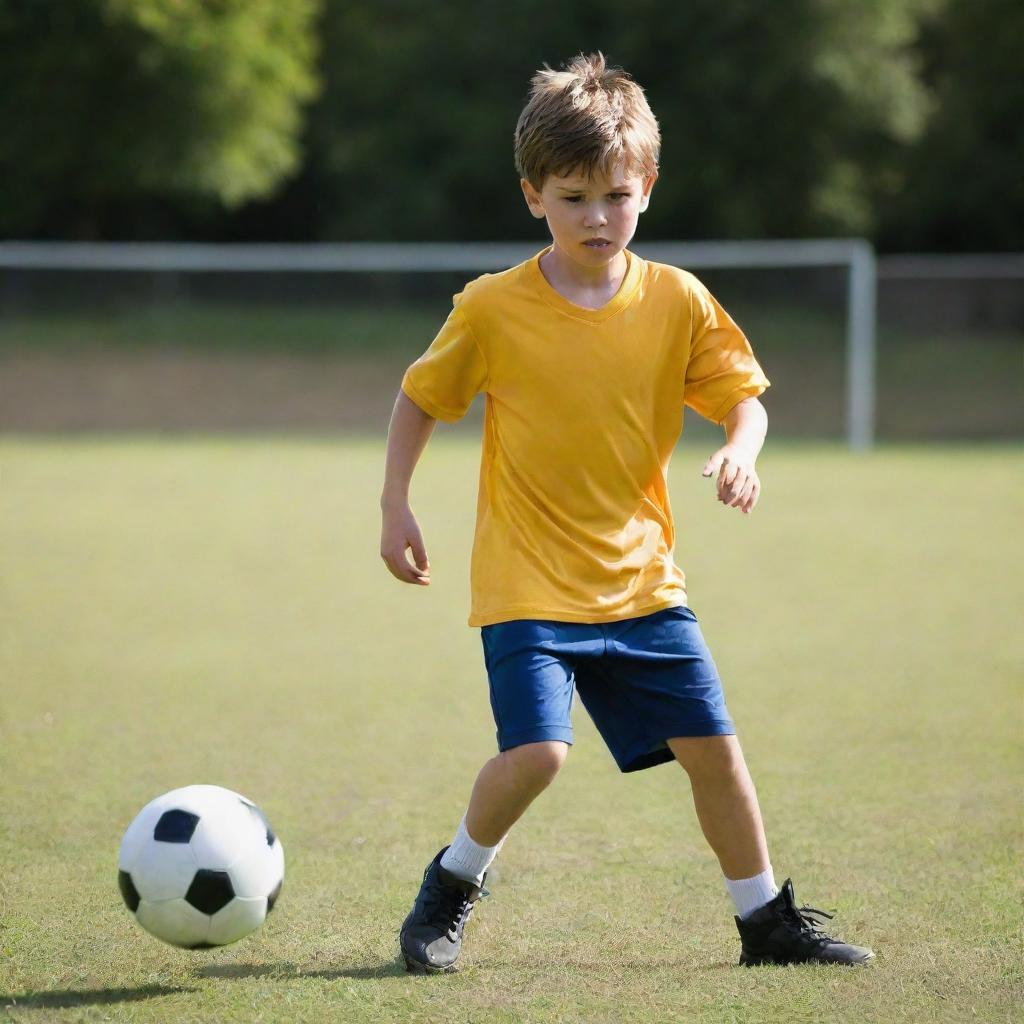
197,961,406,981
0,965,408,1009
197,958,735,980
1,984,193,1010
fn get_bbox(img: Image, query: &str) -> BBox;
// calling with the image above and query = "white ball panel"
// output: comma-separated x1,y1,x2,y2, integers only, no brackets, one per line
207,896,267,946
119,786,214,870
136,898,210,947
143,785,207,818
131,841,198,902
119,802,164,874
228,835,284,901
189,796,262,871
171,784,248,815
226,843,270,901
139,785,251,825
270,839,285,884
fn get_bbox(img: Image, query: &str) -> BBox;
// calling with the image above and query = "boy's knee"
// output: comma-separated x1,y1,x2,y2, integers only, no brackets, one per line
669,734,746,780
503,740,568,788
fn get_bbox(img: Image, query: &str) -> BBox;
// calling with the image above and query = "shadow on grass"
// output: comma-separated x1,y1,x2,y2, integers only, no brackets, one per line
197,958,735,981
478,957,735,973
1,984,193,1009
197,961,408,981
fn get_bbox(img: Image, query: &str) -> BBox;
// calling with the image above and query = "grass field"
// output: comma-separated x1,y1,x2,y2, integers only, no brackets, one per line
1,436,1021,1023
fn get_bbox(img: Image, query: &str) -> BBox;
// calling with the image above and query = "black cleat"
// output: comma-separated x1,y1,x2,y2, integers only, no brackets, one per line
736,879,875,966
399,846,490,974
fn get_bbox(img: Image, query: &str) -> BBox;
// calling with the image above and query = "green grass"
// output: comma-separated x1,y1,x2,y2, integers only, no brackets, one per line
1,437,1021,1023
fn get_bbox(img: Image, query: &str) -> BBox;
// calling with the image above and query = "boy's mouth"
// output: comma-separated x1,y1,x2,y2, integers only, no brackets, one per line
583,238,612,249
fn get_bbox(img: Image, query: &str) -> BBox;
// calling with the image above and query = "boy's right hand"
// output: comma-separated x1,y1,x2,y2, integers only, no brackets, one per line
379,501,431,585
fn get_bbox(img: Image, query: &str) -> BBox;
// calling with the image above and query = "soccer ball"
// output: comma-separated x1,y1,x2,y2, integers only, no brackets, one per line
118,784,284,948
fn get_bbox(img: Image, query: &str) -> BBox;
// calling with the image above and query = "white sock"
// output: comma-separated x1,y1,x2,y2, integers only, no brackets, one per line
725,867,779,919
439,815,504,886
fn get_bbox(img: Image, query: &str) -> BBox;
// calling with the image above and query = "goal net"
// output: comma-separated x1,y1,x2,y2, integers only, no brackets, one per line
2,241,1018,442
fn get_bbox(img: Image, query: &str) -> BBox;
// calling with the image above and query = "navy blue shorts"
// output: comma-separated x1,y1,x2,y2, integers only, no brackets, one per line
480,605,735,774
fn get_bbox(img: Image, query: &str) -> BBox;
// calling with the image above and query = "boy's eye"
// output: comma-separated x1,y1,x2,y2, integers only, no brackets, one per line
563,193,631,203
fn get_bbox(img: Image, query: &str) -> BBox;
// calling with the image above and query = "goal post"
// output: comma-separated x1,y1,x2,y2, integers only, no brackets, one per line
637,240,876,451
0,239,877,448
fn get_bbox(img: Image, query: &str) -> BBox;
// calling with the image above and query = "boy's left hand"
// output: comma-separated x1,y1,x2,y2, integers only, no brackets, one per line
702,444,760,514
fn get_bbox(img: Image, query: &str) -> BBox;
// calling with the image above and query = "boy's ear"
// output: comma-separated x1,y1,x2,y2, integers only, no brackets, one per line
638,170,658,213
520,178,547,219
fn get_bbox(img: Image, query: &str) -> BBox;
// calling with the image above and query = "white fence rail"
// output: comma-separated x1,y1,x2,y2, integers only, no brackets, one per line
0,239,877,449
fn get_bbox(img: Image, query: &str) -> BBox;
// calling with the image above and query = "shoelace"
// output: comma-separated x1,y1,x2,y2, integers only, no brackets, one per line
782,903,836,945
425,883,490,935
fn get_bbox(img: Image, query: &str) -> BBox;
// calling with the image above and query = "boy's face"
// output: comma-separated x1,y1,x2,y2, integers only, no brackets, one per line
520,162,657,268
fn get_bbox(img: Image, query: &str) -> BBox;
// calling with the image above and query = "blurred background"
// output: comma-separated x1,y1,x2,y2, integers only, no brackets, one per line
0,0,1020,439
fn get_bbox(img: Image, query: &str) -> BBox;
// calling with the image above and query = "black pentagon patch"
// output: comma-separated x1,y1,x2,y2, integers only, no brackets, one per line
239,798,275,846
188,942,218,949
118,870,140,912
266,878,282,915
154,809,200,843
185,869,235,915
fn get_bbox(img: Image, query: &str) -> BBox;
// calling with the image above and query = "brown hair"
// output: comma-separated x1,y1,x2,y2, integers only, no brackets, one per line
514,52,661,190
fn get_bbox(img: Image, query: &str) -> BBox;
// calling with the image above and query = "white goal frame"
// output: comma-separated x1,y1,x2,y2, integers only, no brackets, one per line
0,239,877,448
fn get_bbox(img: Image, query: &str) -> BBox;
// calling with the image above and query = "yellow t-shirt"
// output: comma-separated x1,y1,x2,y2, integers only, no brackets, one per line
401,245,769,627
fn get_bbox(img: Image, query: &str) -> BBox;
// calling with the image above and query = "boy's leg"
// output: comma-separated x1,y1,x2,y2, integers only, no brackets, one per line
402,617,586,972
465,740,569,845
668,734,778,918
400,740,568,973
668,734,778,919
668,733,874,965
666,734,770,880
440,740,568,882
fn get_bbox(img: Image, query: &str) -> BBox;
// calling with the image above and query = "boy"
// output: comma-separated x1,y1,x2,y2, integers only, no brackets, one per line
380,52,873,973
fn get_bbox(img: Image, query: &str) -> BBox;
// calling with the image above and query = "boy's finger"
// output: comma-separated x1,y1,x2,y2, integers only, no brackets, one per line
742,480,761,513
382,550,429,585
719,467,744,501
386,556,414,583
409,540,431,575
702,454,722,478
405,561,430,584
732,478,755,508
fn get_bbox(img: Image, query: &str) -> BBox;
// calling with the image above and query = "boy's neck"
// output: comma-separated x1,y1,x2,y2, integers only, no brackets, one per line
539,244,629,307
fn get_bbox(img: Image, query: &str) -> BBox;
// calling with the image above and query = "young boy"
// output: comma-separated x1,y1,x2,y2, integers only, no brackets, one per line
380,52,873,973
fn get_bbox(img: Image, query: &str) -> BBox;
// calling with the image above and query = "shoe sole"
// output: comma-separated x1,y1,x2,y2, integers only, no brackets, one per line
402,952,459,974
739,951,875,967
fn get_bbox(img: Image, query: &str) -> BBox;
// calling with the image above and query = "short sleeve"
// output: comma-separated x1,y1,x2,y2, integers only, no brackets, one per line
401,303,488,423
684,280,770,424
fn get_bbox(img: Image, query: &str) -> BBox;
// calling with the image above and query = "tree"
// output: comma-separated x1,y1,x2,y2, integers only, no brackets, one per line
298,0,934,241
879,0,1024,250
0,0,320,237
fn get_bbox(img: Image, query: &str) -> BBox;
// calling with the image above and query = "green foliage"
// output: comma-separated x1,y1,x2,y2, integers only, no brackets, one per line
306,0,934,240
0,0,1016,247
878,0,1024,250
0,0,320,236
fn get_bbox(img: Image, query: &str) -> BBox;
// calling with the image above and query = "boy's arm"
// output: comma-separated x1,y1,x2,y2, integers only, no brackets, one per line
701,397,768,515
380,390,437,585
